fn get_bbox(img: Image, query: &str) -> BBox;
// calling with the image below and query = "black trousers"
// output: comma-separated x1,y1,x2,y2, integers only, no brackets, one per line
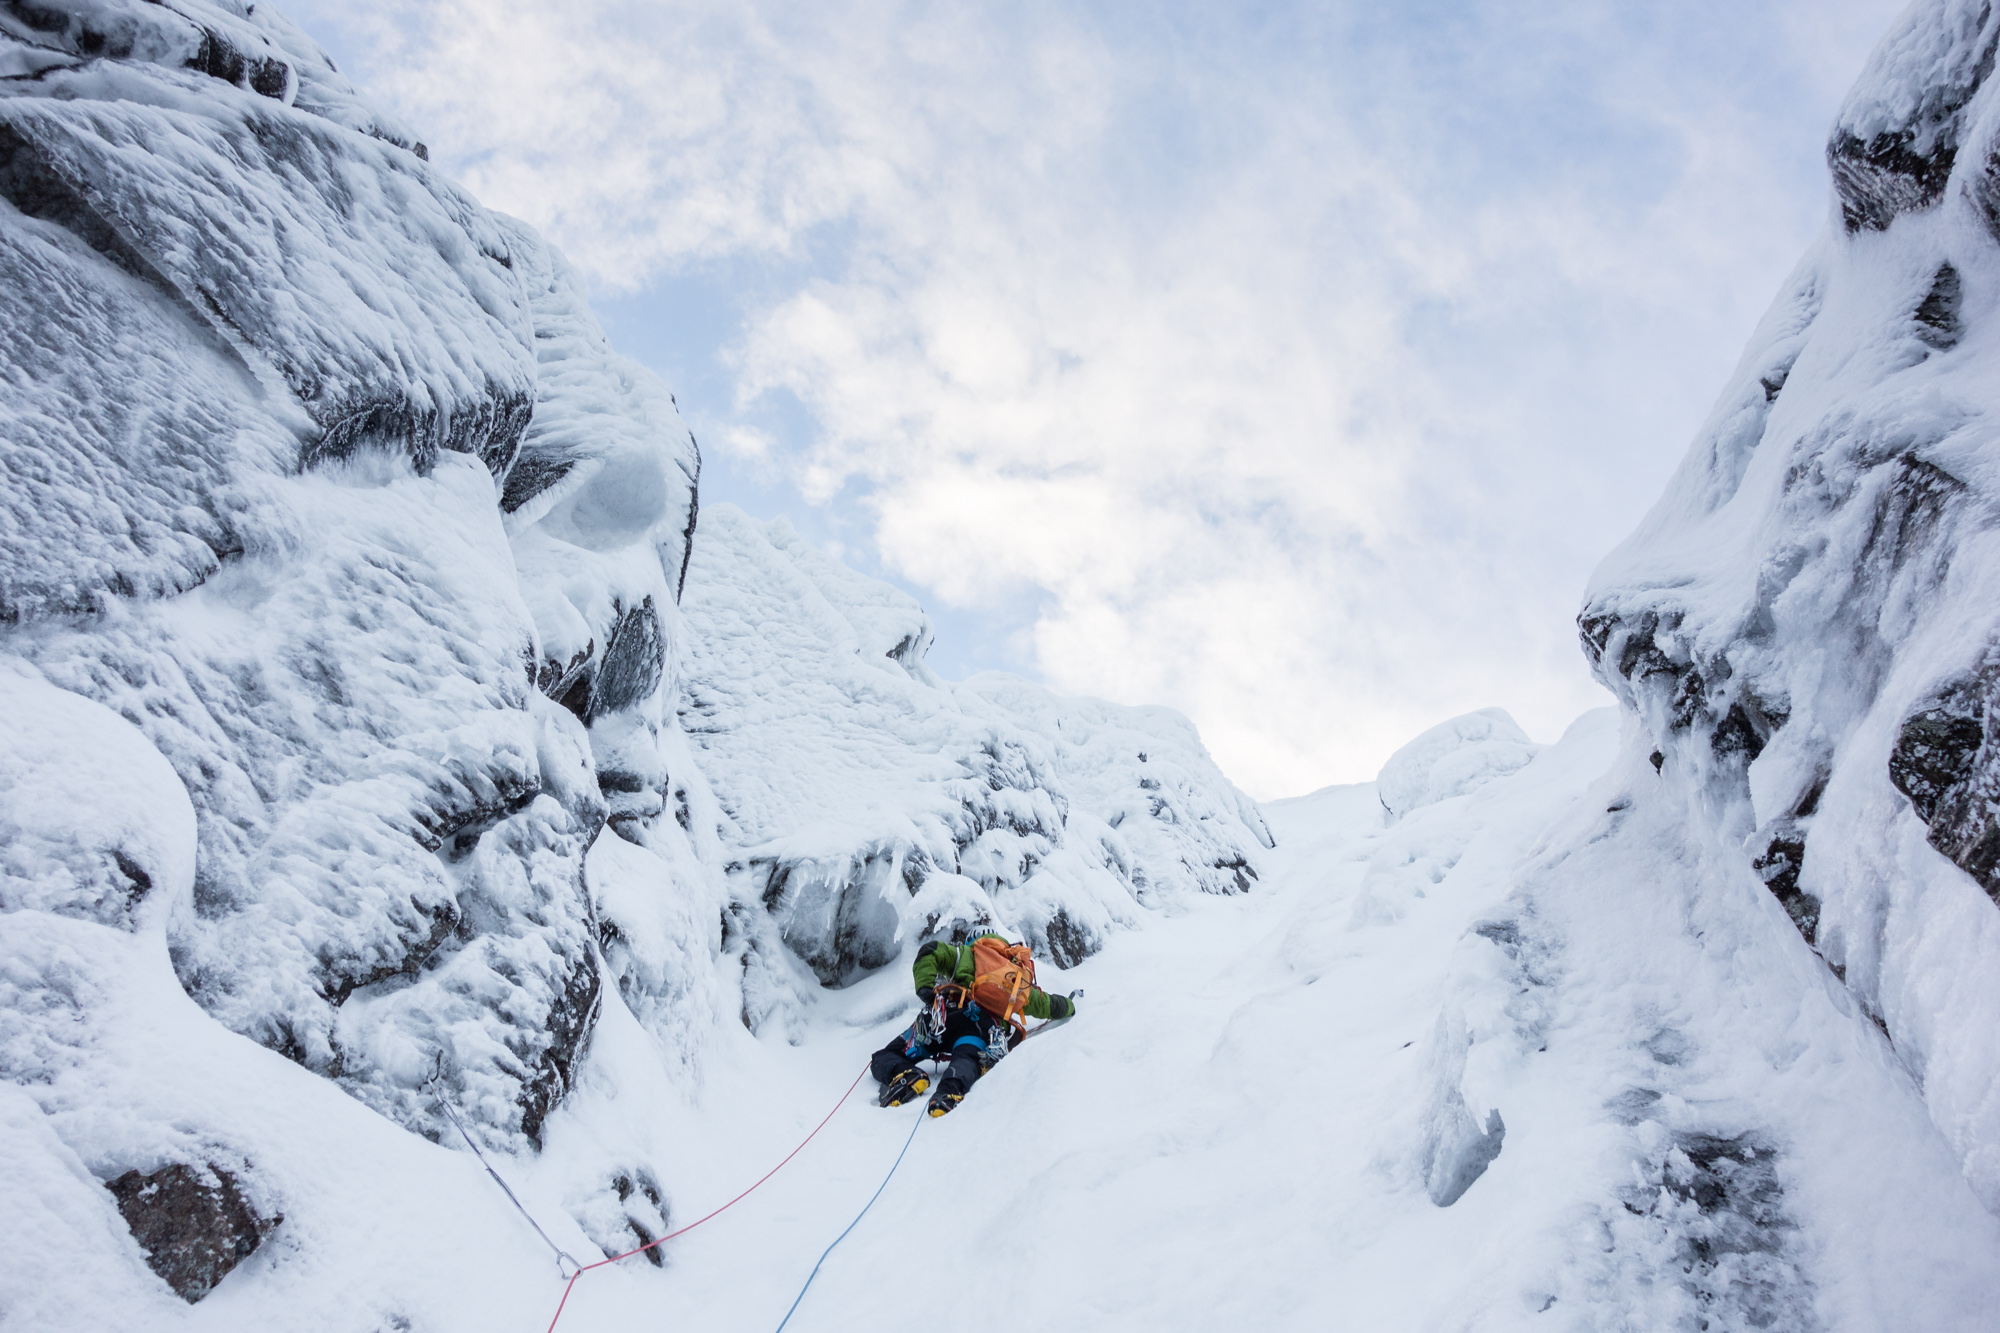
871,1001,1000,1096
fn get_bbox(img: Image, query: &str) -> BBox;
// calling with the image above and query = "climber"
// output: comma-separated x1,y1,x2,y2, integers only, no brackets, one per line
872,933,1078,1117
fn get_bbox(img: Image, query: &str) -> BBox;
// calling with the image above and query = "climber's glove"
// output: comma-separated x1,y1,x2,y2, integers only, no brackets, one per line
1050,994,1075,1020
917,986,936,1007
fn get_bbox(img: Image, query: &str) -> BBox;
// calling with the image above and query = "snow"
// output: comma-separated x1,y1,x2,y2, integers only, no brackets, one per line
1581,0,2000,1218
679,503,1270,1011
1374,706,1540,823
6,1,2000,1327
463,707,2000,1333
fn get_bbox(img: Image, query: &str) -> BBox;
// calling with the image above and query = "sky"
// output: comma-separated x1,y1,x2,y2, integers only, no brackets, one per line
283,0,1899,799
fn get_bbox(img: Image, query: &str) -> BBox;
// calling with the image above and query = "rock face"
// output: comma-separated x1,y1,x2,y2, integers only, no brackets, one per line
1828,1,2000,234
0,0,613,1152
679,506,1271,1030
1888,664,2000,898
0,5,1270,1316
1577,0,2000,1212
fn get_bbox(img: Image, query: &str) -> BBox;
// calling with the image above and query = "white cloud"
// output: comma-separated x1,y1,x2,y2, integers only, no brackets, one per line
284,0,1900,796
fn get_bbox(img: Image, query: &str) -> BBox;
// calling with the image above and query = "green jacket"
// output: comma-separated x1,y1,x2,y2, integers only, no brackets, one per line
913,937,1074,1021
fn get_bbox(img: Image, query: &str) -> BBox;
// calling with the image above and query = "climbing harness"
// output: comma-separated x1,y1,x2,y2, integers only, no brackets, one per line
930,984,1083,1045
770,1109,924,1332
429,1077,583,1279
542,1066,869,1333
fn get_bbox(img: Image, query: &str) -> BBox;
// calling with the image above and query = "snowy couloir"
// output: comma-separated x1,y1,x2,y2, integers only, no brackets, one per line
3,2,2000,1330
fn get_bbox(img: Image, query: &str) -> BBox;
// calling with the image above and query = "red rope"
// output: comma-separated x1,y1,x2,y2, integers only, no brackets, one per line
542,1065,870,1333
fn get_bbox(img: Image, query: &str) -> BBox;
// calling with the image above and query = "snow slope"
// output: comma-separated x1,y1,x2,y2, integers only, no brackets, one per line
288,709,2000,1333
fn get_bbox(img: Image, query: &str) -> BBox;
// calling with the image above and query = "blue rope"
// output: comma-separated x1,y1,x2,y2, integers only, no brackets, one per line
772,1111,925,1332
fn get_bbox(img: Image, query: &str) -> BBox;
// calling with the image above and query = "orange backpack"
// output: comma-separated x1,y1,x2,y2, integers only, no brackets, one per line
968,936,1037,1032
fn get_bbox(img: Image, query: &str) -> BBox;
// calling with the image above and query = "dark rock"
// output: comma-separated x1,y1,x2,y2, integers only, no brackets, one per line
1853,455,1965,592
1919,771,2000,902
410,762,542,855
318,896,460,1007
4,1,71,36
1212,855,1257,894
1670,668,1707,732
676,457,700,603
0,91,537,484
1915,262,1963,350
1581,598,1796,780
589,598,666,721
557,671,594,724
536,642,593,705
1039,907,1091,969
1968,141,2000,244
105,1163,280,1303
1711,703,1765,761
1887,672,2000,903
1751,829,1817,944
1576,612,1615,666
1829,129,1961,232
2,0,293,99
500,454,576,514
0,123,180,296
305,388,534,480
761,855,904,986
1889,702,1983,823
519,942,600,1149
187,27,292,100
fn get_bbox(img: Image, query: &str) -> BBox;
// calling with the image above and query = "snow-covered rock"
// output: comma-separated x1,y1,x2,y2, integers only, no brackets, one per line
1574,0,2000,1217
0,3,1270,1308
1373,707,1540,823
678,505,1270,1029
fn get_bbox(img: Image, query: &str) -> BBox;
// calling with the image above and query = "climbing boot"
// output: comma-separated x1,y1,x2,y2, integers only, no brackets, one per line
878,1067,930,1108
926,1085,965,1118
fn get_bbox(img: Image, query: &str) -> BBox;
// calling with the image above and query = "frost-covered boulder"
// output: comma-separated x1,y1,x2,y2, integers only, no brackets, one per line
957,674,1274,902
1373,707,1539,823
1827,0,2000,234
1578,0,2000,1212
679,505,1270,1023
0,0,711,1154
0,2,538,629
